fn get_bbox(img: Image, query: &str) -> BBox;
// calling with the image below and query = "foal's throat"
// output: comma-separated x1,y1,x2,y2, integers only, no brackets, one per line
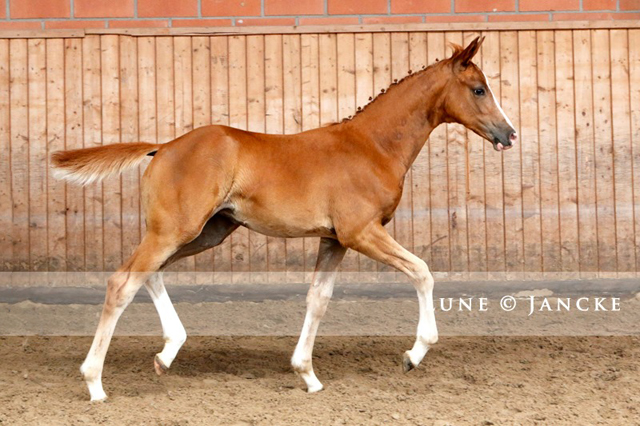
348,66,446,171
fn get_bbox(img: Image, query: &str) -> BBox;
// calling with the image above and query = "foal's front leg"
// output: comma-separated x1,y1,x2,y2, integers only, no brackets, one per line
350,223,438,371
291,238,346,392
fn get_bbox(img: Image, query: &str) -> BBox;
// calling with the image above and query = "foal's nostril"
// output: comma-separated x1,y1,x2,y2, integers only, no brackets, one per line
509,132,518,142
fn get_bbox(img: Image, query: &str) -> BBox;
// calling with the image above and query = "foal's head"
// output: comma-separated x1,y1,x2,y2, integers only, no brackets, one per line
440,36,517,151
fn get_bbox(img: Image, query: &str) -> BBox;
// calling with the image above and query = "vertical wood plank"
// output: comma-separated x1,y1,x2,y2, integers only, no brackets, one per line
591,29,617,276
391,32,414,259
610,29,635,274
210,36,232,277
337,33,355,125
155,39,176,147
119,35,141,266
536,31,561,274
318,33,338,129
629,30,640,274
336,32,359,275
518,30,542,276
64,38,85,272
27,39,47,271
174,37,194,141
46,39,67,271
82,36,104,272
246,35,268,281
354,32,378,274
301,33,320,131
354,33,373,116
428,32,450,274
10,40,29,272
554,30,579,274
372,33,391,101
228,35,250,280
192,36,214,276
482,31,507,275
0,40,11,271
101,35,122,271
573,30,598,276
283,34,305,281
500,31,525,278
463,31,487,277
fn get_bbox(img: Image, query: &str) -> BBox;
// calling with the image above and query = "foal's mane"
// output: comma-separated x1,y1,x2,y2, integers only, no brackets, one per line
334,43,462,125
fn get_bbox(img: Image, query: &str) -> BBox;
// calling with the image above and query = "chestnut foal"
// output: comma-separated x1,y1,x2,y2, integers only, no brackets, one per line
52,36,516,401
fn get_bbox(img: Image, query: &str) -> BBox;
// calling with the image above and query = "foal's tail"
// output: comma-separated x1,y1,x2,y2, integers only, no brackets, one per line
51,142,160,186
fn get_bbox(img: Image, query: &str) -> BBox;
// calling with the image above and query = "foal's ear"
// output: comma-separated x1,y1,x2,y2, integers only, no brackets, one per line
452,36,485,71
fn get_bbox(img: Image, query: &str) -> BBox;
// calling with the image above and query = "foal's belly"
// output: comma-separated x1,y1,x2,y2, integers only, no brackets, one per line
227,200,335,239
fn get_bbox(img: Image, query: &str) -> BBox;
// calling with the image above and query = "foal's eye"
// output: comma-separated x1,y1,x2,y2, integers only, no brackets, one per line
473,88,486,96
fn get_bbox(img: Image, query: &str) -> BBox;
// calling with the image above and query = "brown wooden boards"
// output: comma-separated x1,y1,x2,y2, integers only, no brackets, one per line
573,30,598,277
0,40,11,271
499,30,525,278
1,28,638,279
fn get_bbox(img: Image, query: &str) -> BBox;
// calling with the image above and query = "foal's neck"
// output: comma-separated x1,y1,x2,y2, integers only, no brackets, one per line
347,64,447,174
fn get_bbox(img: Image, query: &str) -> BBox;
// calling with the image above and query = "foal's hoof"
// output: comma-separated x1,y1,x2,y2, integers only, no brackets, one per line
87,387,108,402
402,352,415,373
154,354,169,376
307,382,324,394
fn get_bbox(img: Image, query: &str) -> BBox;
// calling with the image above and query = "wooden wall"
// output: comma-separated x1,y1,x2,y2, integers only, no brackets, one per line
1,26,639,277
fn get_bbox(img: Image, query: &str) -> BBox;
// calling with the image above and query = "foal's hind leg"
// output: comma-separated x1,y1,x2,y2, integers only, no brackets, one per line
146,215,239,375
291,238,346,392
81,233,181,401
348,223,437,372
146,272,186,375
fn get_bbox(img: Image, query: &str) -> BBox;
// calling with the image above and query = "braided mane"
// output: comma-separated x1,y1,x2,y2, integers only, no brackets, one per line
335,43,460,125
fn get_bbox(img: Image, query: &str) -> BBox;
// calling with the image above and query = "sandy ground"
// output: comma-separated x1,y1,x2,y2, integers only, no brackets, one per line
1,335,639,425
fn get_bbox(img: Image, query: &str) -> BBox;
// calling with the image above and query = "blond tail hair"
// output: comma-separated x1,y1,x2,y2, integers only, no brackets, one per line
51,142,160,186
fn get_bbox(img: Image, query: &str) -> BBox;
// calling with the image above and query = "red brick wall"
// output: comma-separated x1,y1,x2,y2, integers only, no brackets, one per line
0,0,638,30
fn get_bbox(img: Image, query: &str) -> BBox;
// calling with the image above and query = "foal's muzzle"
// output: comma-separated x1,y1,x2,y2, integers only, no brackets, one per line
492,129,517,152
